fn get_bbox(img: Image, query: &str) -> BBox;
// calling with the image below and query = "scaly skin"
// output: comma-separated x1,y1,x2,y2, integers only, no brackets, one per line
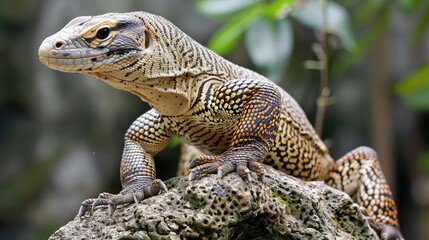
38,11,403,239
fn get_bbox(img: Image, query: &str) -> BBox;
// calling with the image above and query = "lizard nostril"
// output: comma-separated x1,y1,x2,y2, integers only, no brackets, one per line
54,40,66,49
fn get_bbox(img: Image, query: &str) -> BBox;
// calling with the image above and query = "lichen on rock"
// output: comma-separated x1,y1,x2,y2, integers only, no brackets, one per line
49,166,379,240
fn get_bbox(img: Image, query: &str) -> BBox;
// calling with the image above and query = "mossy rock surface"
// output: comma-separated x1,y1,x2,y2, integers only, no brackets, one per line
49,166,378,240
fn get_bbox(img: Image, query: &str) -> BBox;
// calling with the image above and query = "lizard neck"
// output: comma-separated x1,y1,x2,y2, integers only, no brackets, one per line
93,72,195,116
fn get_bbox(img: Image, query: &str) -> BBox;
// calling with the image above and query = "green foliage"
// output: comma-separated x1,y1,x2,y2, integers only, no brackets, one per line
399,0,422,13
418,152,429,172
350,0,385,25
409,2,429,44
194,0,355,81
194,0,261,18
394,0,429,111
207,4,264,55
338,0,429,111
396,0,429,44
195,0,429,102
193,0,429,124
193,0,429,112
396,63,429,110
169,136,182,148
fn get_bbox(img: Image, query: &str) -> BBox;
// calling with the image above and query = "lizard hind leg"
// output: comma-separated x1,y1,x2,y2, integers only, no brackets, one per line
325,146,403,240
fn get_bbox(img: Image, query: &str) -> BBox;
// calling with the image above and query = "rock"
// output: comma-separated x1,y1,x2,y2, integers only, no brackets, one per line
49,166,379,239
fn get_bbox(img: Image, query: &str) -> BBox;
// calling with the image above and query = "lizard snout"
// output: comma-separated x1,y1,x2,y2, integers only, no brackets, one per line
38,40,52,66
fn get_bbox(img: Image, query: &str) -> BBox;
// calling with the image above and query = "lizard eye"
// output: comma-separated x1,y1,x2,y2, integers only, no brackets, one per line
96,27,111,40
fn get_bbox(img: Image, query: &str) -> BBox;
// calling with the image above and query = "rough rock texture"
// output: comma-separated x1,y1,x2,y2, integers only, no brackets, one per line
49,166,379,240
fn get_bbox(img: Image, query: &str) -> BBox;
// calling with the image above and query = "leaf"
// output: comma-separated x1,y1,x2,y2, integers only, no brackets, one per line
395,63,429,110
244,18,293,83
352,0,385,25
410,2,429,43
291,0,355,50
264,0,295,19
168,136,182,148
396,64,429,94
207,4,264,55
418,152,429,172
194,0,261,18
399,91,429,110
399,0,423,13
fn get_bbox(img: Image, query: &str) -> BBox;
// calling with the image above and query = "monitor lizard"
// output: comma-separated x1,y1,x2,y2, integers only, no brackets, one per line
38,11,403,240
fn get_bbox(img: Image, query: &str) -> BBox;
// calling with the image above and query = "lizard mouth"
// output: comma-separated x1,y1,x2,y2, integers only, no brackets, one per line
38,40,139,73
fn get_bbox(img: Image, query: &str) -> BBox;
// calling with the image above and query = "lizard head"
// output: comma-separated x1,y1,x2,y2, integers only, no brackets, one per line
38,11,225,116
38,13,147,74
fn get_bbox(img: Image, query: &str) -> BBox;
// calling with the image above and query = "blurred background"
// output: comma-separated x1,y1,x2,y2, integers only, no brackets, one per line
1,0,428,239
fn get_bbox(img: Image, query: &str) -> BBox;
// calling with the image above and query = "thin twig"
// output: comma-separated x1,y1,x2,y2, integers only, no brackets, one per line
314,0,330,136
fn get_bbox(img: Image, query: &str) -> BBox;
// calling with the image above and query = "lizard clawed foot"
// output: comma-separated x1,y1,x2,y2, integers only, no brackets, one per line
188,153,266,181
369,220,404,240
78,179,167,217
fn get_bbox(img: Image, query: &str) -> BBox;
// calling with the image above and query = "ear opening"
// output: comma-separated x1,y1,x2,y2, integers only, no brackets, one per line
144,30,150,49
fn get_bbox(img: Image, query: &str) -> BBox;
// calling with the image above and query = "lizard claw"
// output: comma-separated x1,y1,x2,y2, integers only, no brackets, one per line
78,204,88,217
91,198,100,212
246,172,252,182
189,158,198,168
157,179,168,192
108,203,116,216
132,193,139,204
188,171,197,181
217,169,224,178
237,163,252,181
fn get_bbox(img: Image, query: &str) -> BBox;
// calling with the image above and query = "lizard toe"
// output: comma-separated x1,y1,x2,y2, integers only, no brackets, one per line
370,221,403,240
77,178,167,217
91,196,110,211
188,157,222,180
77,193,113,217
78,198,95,217
217,162,235,177
249,161,266,179
379,225,403,240
236,163,252,181
189,155,219,168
